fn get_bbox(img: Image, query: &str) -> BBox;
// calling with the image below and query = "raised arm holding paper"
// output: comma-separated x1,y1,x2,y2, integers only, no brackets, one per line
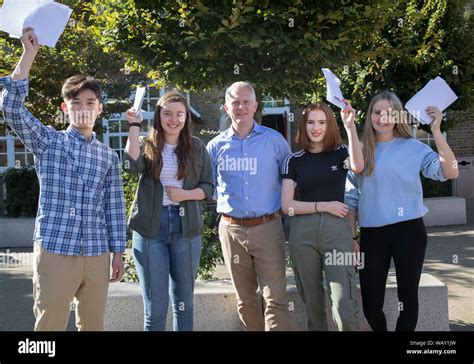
321,68,364,173
405,76,459,179
405,76,458,125
124,86,147,161
0,0,72,48
12,28,39,80
427,105,459,180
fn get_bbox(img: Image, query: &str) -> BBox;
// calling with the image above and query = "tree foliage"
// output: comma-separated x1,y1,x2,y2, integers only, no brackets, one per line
327,0,474,132
86,0,474,132
88,0,394,99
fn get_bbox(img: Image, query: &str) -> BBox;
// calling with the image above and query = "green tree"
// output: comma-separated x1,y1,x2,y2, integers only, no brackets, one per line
318,0,474,132
86,0,473,132
87,0,394,99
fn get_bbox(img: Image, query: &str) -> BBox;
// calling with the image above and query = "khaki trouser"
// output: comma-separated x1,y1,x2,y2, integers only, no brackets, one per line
289,213,360,331
219,217,289,331
32,243,110,331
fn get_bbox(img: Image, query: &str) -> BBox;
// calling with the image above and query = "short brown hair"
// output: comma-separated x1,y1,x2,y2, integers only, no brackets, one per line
296,102,342,151
61,75,102,103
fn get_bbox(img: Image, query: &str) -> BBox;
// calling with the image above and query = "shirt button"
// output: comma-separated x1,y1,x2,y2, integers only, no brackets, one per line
245,197,248,200
245,182,248,185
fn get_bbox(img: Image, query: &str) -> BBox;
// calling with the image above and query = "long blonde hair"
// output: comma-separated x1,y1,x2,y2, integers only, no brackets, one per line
362,91,413,176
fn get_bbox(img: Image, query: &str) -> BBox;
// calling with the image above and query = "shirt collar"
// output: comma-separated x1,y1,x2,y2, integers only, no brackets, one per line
66,126,96,143
224,121,264,139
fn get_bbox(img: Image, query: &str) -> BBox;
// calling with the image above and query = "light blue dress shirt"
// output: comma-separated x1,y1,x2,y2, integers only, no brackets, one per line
207,122,291,218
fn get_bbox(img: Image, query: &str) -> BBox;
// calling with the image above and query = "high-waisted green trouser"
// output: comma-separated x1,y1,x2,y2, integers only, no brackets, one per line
289,212,360,331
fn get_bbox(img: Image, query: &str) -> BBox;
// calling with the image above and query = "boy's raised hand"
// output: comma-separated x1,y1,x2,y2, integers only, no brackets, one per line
20,27,39,55
13,28,39,80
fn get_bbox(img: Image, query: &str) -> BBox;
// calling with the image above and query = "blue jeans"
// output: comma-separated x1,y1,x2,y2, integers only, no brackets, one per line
132,205,202,331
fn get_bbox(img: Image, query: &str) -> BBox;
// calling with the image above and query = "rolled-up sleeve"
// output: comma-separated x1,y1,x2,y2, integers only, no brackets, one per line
421,148,447,182
122,142,146,175
1,77,54,156
345,170,360,210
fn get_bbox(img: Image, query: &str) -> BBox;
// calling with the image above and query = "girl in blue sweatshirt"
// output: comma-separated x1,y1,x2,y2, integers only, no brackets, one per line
345,91,458,331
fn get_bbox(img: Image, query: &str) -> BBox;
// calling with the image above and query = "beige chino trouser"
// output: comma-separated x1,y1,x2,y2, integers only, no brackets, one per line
219,217,289,331
32,242,110,331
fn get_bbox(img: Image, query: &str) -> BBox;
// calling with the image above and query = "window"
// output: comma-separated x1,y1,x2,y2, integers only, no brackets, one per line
102,88,164,161
103,113,154,160
0,139,7,168
14,138,34,168
0,125,34,172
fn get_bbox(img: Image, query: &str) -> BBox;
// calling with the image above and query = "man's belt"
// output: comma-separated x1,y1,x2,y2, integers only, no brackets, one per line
221,211,281,227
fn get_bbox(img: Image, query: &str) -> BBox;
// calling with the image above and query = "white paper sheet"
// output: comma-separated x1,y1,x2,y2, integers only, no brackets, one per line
405,76,458,125
133,86,147,116
0,0,71,47
321,68,346,109
23,2,72,47
0,0,54,37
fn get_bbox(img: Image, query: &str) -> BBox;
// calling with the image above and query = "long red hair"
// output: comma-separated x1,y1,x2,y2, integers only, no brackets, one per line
296,102,342,151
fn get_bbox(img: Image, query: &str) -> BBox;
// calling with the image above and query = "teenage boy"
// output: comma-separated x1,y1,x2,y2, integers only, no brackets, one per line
0,28,126,331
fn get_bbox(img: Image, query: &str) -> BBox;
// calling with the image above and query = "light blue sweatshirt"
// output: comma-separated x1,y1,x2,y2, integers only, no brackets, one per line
345,137,447,227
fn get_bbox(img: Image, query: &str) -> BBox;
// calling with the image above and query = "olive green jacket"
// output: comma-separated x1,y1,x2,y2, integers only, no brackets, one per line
123,136,214,238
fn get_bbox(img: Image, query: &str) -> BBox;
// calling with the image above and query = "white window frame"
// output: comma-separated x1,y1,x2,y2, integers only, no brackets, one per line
103,111,155,161
0,132,34,173
102,87,176,160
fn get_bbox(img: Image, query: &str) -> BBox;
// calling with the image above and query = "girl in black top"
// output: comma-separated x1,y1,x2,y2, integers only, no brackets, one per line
281,101,364,331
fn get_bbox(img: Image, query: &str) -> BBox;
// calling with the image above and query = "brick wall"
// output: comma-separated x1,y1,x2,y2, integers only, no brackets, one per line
447,114,474,157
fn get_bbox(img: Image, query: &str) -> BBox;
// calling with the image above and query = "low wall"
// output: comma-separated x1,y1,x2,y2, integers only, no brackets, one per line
103,273,449,331
423,197,466,226
0,218,35,248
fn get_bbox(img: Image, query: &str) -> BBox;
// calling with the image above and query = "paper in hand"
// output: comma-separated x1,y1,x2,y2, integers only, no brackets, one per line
0,0,53,37
133,86,147,116
23,2,73,48
321,68,346,109
0,0,72,48
405,76,458,125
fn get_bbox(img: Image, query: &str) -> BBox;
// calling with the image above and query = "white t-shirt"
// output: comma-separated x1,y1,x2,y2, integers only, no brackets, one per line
160,143,184,206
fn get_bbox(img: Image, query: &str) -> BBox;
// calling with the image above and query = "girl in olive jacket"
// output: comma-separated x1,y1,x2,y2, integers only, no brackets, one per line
123,91,214,331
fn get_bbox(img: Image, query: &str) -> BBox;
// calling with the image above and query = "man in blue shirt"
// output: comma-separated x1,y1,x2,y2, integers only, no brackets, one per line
207,81,291,330
1,28,126,331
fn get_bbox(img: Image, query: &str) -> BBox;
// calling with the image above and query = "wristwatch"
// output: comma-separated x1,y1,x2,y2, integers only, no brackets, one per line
128,122,141,130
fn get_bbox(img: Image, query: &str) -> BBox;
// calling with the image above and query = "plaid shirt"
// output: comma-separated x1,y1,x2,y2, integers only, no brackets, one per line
0,77,126,256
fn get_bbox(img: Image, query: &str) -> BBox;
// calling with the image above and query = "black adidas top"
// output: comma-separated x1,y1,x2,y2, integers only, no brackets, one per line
281,145,350,203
